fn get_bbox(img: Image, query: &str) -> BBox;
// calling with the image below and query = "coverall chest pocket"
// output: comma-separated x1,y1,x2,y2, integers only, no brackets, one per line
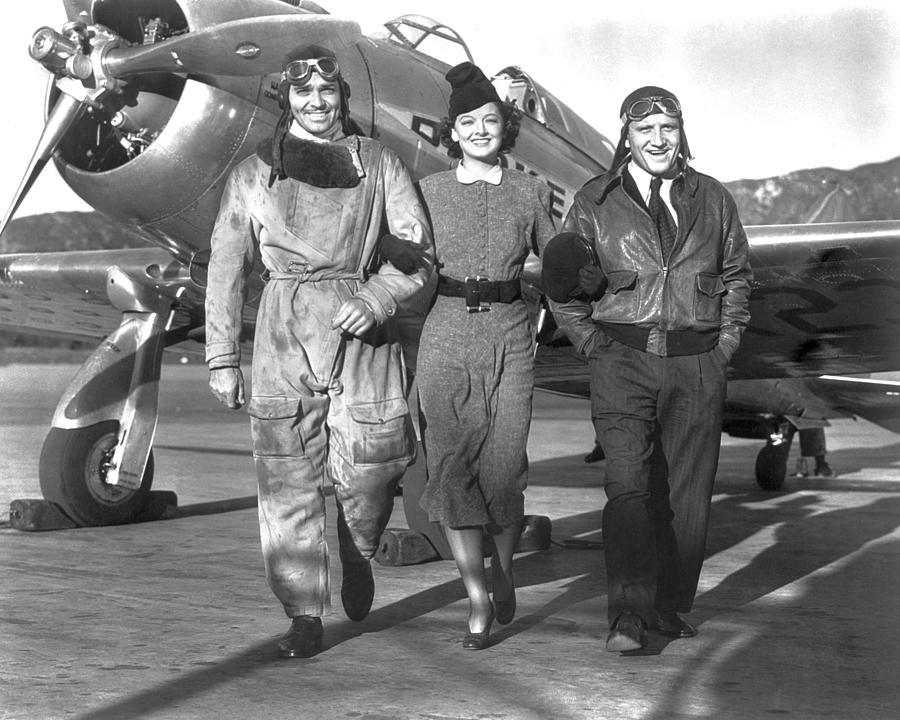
346,397,415,466
286,189,345,262
694,273,726,323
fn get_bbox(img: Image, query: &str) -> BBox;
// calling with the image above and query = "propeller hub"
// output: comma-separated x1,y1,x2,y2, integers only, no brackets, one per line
29,26,79,71
29,26,94,82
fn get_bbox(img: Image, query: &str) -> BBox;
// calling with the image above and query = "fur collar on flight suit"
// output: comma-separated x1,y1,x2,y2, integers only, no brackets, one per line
256,135,362,189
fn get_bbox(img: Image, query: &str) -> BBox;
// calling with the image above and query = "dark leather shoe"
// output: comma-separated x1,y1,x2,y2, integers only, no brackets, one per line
277,615,323,658
653,612,697,638
606,612,647,652
463,606,494,650
341,560,375,621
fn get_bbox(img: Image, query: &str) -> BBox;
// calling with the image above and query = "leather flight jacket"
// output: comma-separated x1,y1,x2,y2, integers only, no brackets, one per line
548,163,752,360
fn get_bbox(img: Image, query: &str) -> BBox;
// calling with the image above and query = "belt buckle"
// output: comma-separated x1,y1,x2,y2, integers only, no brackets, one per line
464,276,491,313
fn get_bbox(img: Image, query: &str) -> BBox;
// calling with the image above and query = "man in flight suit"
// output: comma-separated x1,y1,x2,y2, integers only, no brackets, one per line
205,44,433,658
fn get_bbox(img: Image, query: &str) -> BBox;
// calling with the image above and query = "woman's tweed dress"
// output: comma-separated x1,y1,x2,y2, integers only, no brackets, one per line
417,167,556,528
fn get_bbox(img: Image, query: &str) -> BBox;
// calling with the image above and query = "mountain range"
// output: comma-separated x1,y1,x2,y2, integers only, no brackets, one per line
2,155,899,256
1,155,898,354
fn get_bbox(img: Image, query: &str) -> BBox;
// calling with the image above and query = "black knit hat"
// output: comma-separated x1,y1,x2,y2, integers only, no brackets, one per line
610,85,691,171
446,62,502,122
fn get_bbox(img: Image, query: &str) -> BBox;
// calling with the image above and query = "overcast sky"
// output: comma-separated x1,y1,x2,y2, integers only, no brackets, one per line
2,0,898,218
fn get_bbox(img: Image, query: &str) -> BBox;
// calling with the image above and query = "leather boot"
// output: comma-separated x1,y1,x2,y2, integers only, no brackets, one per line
277,615,324,658
341,560,375,621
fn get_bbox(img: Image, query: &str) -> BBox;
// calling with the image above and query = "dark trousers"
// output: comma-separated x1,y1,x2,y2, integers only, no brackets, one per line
798,427,827,457
589,340,726,626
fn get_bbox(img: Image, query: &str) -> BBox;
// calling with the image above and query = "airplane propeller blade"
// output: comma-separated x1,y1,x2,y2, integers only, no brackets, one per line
62,0,92,22
0,92,85,237
103,14,362,78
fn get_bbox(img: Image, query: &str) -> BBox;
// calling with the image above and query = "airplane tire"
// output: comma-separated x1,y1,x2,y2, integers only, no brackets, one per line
38,421,154,527
755,441,789,491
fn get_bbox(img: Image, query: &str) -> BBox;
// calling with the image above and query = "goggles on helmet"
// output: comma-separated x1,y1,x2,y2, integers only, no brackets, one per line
283,57,341,85
624,96,681,122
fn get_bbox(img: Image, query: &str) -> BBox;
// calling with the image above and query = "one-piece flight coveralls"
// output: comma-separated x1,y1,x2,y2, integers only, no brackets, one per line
205,135,433,617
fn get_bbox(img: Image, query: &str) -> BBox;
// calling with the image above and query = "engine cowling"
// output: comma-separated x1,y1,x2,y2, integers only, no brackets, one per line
46,0,371,263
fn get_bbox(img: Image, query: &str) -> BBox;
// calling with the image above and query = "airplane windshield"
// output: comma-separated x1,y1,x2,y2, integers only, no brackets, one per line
492,65,615,159
371,15,473,67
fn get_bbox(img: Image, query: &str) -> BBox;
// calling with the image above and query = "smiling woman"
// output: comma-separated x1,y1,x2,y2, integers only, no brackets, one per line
451,105,505,167
415,61,557,650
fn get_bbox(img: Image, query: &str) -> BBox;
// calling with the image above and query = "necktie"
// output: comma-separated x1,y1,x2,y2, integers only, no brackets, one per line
648,176,677,260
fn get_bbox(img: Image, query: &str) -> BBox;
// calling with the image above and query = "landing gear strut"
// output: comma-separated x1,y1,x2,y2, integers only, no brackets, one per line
32,266,179,526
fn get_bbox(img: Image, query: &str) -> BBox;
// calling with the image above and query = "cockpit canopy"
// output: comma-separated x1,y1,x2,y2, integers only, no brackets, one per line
371,15,473,67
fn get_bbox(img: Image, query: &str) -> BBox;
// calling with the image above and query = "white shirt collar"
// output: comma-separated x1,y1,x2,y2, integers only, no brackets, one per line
456,162,503,186
627,161,673,200
627,161,677,221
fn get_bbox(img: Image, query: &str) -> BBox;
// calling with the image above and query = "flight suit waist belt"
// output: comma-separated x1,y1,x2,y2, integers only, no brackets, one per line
265,269,366,282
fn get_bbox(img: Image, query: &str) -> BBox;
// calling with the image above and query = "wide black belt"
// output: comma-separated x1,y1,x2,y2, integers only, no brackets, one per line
437,275,521,312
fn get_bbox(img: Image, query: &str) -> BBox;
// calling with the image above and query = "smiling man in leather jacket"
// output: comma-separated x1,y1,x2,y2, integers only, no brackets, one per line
547,86,752,652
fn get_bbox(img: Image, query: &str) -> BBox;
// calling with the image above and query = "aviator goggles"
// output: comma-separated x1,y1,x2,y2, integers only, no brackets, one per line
283,57,341,84
623,96,682,122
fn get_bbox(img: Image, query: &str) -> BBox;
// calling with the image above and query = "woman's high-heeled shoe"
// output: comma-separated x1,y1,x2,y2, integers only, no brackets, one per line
462,606,494,650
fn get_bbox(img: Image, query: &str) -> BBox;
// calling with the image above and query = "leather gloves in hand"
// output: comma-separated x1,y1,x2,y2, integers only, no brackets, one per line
379,233,429,274
578,265,608,300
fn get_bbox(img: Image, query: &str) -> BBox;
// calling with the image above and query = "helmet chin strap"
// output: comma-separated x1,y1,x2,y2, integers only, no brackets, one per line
268,103,294,187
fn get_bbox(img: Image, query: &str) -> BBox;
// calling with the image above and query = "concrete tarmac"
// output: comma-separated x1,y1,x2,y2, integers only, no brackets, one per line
1,362,899,720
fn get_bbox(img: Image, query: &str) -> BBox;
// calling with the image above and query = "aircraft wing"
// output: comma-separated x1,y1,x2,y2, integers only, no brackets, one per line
732,220,900,381
808,374,900,433
0,249,198,344
534,351,900,436
534,219,900,439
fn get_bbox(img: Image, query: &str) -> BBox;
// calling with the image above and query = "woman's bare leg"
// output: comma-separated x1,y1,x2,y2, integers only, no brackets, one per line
444,526,493,632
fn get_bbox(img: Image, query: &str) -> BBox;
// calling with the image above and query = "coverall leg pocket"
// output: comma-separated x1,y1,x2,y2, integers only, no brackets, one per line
345,397,416,466
329,396,416,560
248,396,331,616
249,397,307,458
